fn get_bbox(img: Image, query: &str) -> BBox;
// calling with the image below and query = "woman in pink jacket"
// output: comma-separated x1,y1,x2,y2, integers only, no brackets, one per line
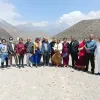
16,38,26,68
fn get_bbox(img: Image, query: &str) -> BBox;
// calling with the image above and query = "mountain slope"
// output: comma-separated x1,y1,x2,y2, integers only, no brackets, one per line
0,20,25,39
0,27,12,40
54,19,100,39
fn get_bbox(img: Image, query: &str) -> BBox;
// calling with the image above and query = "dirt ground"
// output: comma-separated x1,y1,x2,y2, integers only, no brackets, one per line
0,55,100,100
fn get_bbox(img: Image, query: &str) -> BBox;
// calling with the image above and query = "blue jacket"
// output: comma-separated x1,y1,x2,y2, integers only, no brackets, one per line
41,42,51,54
86,40,97,54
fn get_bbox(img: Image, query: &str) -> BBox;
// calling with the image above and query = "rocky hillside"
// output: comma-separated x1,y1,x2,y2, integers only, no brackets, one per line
54,19,100,39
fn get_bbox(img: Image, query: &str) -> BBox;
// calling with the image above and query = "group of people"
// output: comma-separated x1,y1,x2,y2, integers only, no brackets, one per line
0,34,100,75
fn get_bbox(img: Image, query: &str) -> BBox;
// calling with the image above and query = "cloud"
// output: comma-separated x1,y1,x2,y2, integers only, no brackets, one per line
0,0,49,26
59,11,100,26
1,0,100,30
0,0,26,25
32,21,49,27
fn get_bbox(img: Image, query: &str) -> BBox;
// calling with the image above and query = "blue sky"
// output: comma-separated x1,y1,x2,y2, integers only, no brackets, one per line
0,0,100,26
10,0,100,22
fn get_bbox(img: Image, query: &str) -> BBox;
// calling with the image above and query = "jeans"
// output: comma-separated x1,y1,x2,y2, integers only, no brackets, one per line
1,53,8,68
43,53,50,65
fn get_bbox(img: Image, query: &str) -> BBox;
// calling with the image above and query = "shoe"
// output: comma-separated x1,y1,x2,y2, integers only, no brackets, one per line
22,65,24,68
1,62,4,68
43,64,46,67
84,68,88,72
30,63,33,67
91,70,94,74
18,65,21,68
10,65,13,67
35,64,38,68
46,64,49,66
27,64,29,67
96,73,100,75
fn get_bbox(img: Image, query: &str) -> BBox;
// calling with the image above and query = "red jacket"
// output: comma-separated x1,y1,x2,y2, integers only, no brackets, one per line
16,43,26,54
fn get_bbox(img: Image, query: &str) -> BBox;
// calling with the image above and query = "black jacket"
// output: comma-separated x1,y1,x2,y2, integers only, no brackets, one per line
50,41,56,52
7,41,16,54
70,40,79,53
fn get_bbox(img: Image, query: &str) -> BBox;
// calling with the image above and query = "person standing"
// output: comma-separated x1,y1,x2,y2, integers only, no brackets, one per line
16,38,26,68
30,37,42,67
25,38,33,67
96,38,100,75
75,39,86,70
41,38,51,66
7,37,18,67
0,39,8,68
85,34,97,74
51,39,62,67
70,36,79,68
50,38,56,65
62,38,70,67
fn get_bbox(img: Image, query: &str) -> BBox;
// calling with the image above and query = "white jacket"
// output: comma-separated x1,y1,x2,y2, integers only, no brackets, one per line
54,43,62,53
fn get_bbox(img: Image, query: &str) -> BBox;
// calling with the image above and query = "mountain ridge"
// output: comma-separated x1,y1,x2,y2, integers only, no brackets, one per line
54,19,100,39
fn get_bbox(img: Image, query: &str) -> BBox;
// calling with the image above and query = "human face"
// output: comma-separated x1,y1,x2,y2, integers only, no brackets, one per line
2,40,6,44
36,39,40,43
19,39,23,43
27,38,30,42
45,38,48,43
83,39,87,43
89,34,94,40
57,40,60,44
71,37,75,41
64,38,67,42
98,38,100,42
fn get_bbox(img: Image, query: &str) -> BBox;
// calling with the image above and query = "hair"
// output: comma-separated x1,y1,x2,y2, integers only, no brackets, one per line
98,38,100,42
9,37,13,40
63,38,67,41
19,38,23,41
1,39,6,42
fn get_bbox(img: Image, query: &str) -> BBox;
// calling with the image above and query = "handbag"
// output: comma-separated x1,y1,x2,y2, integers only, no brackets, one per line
62,53,68,58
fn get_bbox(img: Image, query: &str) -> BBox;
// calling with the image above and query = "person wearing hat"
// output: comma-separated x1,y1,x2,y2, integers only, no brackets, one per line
7,37,18,67
30,37,42,67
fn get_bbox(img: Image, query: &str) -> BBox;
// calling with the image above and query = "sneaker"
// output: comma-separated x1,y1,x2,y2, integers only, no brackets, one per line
96,73,100,75
22,65,24,68
30,63,33,67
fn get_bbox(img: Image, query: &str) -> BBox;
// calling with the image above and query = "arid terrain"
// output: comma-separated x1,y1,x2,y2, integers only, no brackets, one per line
0,56,100,100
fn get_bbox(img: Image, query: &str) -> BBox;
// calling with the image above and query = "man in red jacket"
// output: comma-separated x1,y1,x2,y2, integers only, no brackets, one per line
16,38,26,68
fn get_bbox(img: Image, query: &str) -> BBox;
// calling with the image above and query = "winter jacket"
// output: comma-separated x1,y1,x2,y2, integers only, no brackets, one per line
41,42,51,54
86,40,97,54
70,40,79,53
7,41,16,54
16,43,26,55
25,42,33,53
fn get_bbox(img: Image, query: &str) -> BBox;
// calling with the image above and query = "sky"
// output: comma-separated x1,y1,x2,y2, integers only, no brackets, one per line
0,0,100,27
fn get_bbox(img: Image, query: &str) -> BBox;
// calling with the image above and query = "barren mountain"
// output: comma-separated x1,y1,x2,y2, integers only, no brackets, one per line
0,20,48,40
54,19,100,39
0,27,12,40
0,20,24,39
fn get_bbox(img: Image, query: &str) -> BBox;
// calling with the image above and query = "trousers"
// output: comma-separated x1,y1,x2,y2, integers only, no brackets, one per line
26,53,32,65
85,53,95,73
71,52,78,67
